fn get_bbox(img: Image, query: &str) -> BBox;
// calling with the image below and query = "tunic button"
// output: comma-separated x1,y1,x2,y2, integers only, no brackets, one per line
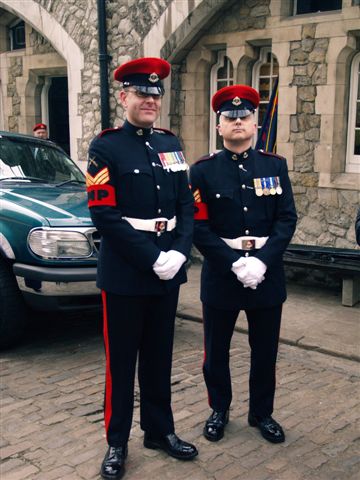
242,184,246,189
239,164,243,169
245,230,249,235
245,252,250,257
134,169,139,174
157,232,161,237
216,193,220,198
157,185,161,190
158,208,162,214
243,206,248,212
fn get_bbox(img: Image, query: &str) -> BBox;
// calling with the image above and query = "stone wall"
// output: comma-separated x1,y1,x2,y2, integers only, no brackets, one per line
7,57,23,132
29,28,56,54
208,0,270,34
288,24,357,248
32,0,172,160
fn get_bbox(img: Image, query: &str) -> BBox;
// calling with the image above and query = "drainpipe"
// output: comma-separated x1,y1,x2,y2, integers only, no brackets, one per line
97,0,110,130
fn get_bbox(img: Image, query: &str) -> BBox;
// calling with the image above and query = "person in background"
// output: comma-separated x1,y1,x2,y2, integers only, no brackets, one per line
190,84,297,446
87,57,197,480
356,207,360,246
32,123,48,139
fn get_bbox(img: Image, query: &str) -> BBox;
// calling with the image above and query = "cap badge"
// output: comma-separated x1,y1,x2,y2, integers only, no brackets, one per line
149,72,159,83
232,96,241,106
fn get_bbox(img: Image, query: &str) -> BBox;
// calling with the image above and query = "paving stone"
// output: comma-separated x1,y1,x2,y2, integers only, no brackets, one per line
1,313,359,480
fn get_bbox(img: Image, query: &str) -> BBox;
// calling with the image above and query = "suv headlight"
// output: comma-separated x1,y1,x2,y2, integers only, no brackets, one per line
28,229,92,259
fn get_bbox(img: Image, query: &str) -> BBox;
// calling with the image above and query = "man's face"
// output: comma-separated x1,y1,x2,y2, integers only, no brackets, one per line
217,113,256,144
120,89,162,128
33,128,48,139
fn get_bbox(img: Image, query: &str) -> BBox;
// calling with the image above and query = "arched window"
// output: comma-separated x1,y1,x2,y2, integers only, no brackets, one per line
346,52,360,173
209,51,234,152
253,48,279,142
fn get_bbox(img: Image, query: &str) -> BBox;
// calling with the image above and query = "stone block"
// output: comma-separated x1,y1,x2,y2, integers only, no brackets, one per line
288,48,308,65
342,276,360,306
302,23,316,39
298,86,316,102
312,64,327,85
278,86,297,114
315,86,335,114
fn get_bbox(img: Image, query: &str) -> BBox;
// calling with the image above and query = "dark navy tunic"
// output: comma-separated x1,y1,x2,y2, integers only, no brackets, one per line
189,147,297,310
87,120,194,295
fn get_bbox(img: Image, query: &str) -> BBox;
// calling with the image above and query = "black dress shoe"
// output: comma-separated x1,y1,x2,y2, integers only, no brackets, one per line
143,432,198,460
203,410,229,442
248,412,285,443
100,445,128,479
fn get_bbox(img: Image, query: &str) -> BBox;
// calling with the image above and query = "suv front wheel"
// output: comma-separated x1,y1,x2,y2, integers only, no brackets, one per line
0,258,28,348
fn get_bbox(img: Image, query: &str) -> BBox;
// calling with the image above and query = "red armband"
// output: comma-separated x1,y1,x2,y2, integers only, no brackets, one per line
87,184,116,207
194,202,208,220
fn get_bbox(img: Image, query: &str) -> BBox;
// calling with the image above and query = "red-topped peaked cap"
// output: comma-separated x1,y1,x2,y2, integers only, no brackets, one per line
33,123,47,132
114,57,171,95
212,85,260,118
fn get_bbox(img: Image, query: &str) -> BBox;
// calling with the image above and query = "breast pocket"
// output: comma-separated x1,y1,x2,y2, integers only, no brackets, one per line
117,167,155,208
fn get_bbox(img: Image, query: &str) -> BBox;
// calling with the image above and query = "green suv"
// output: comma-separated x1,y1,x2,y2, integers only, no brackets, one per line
0,131,100,348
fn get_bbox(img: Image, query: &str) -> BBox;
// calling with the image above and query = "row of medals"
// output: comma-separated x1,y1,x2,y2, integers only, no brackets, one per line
254,177,282,196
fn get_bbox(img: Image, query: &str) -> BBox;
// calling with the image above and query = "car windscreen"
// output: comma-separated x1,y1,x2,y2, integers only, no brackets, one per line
0,136,85,184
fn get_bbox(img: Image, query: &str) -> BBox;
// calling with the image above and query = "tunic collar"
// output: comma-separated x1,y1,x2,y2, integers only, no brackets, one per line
223,146,252,161
122,120,153,137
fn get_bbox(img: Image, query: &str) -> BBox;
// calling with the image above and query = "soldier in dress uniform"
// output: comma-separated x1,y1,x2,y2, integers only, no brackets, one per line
87,57,198,480
32,123,48,139
189,85,297,445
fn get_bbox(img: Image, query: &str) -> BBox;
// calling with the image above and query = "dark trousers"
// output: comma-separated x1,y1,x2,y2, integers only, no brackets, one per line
102,287,179,447
202,303,282,417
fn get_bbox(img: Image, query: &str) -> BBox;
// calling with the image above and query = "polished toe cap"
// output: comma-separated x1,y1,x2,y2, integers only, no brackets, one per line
203,410,229,442
144,432,198,460
248,413,285,443
100,446,127,479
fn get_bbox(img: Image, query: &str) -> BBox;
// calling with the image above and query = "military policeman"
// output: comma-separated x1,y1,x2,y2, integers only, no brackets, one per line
189,85,297,445
87,57,198,480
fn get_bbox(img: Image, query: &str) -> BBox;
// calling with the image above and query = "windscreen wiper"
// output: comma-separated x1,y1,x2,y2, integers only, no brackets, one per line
55,179,86,187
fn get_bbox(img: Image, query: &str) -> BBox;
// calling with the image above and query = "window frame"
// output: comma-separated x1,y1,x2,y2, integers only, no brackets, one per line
209,51,234,153
293,0,342,15
346,51,360,173
252,47,279,145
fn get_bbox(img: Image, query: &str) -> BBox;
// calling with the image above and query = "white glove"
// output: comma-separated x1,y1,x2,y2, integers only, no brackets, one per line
153,251,169,268
235,257,267,289
231,257,246,276
231,258,256,290
153,250,186,280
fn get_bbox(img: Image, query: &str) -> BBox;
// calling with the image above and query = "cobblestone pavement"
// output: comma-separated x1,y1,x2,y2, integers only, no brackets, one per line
1,312,359,480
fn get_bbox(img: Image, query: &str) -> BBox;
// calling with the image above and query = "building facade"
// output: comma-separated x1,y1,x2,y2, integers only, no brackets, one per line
0,0,359,248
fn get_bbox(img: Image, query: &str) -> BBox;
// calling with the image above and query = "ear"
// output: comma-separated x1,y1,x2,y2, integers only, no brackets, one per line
119,90,128,108
216,123,223,136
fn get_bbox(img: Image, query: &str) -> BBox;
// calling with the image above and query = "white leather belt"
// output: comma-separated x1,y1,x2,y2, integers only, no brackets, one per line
221,236,269,250
123,216,176,233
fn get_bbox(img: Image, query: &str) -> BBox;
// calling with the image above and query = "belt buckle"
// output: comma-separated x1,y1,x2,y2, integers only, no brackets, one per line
242,239,255,250
155,220,167,233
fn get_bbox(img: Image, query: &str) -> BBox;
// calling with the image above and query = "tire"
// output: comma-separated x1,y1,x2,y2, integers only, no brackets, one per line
0,258,28,349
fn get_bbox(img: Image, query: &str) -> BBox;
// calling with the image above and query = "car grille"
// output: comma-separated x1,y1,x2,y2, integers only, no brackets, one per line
91,229,101,254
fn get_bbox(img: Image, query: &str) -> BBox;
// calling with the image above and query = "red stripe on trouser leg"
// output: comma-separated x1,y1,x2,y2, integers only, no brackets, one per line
202,303,211,407
102,290,113,438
